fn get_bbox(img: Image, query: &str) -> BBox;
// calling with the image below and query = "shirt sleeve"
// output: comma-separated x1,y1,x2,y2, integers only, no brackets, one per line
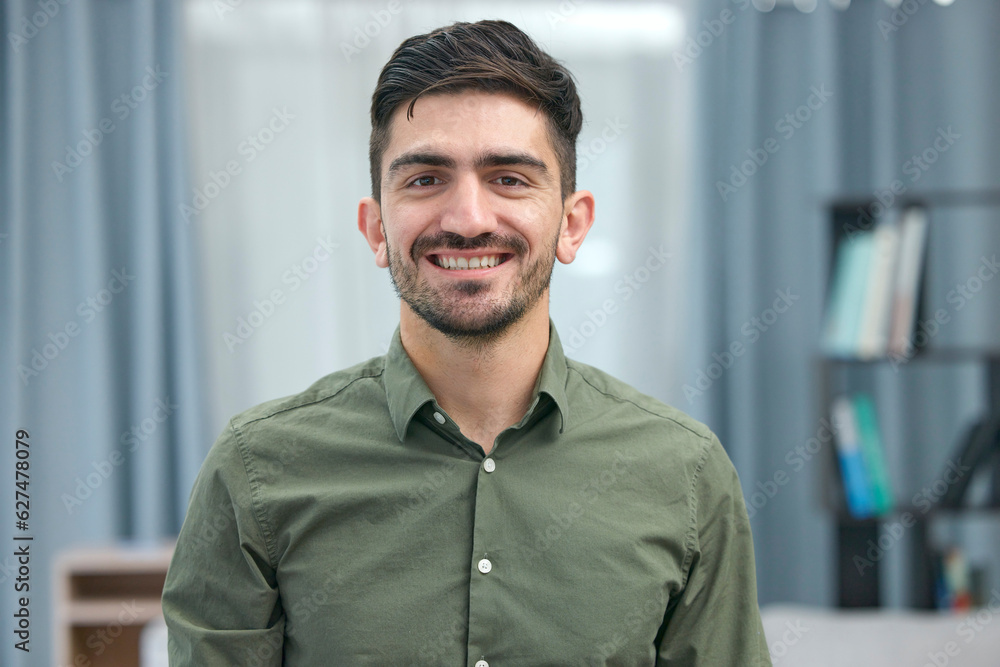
161,421,285,665
655,434,772,666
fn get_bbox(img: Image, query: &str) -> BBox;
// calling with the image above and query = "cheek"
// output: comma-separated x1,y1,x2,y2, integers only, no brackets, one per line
493,197,550,233
380,210,416,251
384,201,432,237
519,201,564,245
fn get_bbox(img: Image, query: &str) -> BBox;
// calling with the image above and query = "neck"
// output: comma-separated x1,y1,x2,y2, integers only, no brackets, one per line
399,297,551,452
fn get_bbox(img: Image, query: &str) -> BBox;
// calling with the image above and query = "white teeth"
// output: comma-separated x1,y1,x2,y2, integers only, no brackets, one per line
435,255,503,270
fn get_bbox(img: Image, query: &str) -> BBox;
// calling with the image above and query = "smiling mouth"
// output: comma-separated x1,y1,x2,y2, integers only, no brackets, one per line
429,254,512,270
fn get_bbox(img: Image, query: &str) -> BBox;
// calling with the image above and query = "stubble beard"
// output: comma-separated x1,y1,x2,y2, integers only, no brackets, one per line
385,228,560,348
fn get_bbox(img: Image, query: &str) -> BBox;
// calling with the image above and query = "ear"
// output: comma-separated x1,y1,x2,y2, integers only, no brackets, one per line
555,190,595,265
357,196,388,268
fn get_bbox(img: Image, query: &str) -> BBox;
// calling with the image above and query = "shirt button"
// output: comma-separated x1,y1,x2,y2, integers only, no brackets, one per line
477,558,492,574
433,411,446,424
483,458,496,473
475,661,489,667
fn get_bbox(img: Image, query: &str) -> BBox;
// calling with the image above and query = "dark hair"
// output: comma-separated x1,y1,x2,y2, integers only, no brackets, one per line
369,20,583,203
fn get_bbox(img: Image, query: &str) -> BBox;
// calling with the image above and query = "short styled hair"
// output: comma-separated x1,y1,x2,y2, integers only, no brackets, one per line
369,20,583,203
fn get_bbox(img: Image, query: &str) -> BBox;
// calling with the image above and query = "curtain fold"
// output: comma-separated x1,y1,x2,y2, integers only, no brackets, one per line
1,2,207,664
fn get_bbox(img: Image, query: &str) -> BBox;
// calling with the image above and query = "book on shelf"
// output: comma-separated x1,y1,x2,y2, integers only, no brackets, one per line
831,395,874,518
821,230,874,358
888,207,929,358
934,547,974,611
821,206,929,360
852,394,894,515
857,216,900,359
831,393,894,518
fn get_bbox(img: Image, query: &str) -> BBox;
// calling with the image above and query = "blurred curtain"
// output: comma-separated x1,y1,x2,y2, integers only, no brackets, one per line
687,0,1000,608
1,2,206,665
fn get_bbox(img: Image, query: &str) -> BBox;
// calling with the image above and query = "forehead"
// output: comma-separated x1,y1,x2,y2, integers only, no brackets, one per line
382,91,556,167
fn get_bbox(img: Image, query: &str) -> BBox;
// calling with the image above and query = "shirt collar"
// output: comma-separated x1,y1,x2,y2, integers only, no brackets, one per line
383,319,570,442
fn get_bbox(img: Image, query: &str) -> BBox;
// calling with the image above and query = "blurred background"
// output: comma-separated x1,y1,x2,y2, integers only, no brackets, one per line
3,0,1000,665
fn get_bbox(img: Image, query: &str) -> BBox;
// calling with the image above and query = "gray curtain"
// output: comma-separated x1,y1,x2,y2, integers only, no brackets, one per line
689,0,1000,608
0,2,207,665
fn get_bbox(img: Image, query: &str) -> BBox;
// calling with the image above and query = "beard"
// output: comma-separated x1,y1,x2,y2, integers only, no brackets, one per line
385,227,559,346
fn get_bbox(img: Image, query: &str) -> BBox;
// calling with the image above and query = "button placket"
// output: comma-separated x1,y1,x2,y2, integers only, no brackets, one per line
468,437,504,664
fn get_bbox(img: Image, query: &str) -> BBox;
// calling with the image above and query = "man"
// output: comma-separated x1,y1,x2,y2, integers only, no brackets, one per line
162,19,771,666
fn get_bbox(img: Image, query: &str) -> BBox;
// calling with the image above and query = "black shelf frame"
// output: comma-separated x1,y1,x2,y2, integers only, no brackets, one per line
821,189,1000,609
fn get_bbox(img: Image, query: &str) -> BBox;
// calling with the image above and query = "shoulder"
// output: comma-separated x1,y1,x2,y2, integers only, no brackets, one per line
228,354,387,434
561,357,737,499
564,357,713,444
561,358,743,553
199,354,394,489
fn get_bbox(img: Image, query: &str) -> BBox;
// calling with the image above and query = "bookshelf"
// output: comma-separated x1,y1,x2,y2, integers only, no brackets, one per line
819,190,1000,609
54,543,175,666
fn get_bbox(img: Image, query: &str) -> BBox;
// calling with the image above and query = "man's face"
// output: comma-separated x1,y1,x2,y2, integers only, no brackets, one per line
369,91,570,341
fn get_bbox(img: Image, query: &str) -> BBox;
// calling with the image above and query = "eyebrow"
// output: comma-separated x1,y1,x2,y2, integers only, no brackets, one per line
385,150,551,183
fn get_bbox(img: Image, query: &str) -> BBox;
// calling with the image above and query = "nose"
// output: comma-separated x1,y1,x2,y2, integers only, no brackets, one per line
438,174,497,238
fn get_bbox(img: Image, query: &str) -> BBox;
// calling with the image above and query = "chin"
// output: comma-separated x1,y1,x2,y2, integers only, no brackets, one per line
412,304,527,342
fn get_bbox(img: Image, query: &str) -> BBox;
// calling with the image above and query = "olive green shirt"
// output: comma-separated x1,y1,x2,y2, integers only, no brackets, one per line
162,322,771,666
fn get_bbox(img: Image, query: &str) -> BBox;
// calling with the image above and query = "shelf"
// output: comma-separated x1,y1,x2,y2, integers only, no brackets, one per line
828,188,1000,212
823,192,1000,610
820,348,1000,364
54,542,175,666
63,599,165,625
834,504,1000,525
